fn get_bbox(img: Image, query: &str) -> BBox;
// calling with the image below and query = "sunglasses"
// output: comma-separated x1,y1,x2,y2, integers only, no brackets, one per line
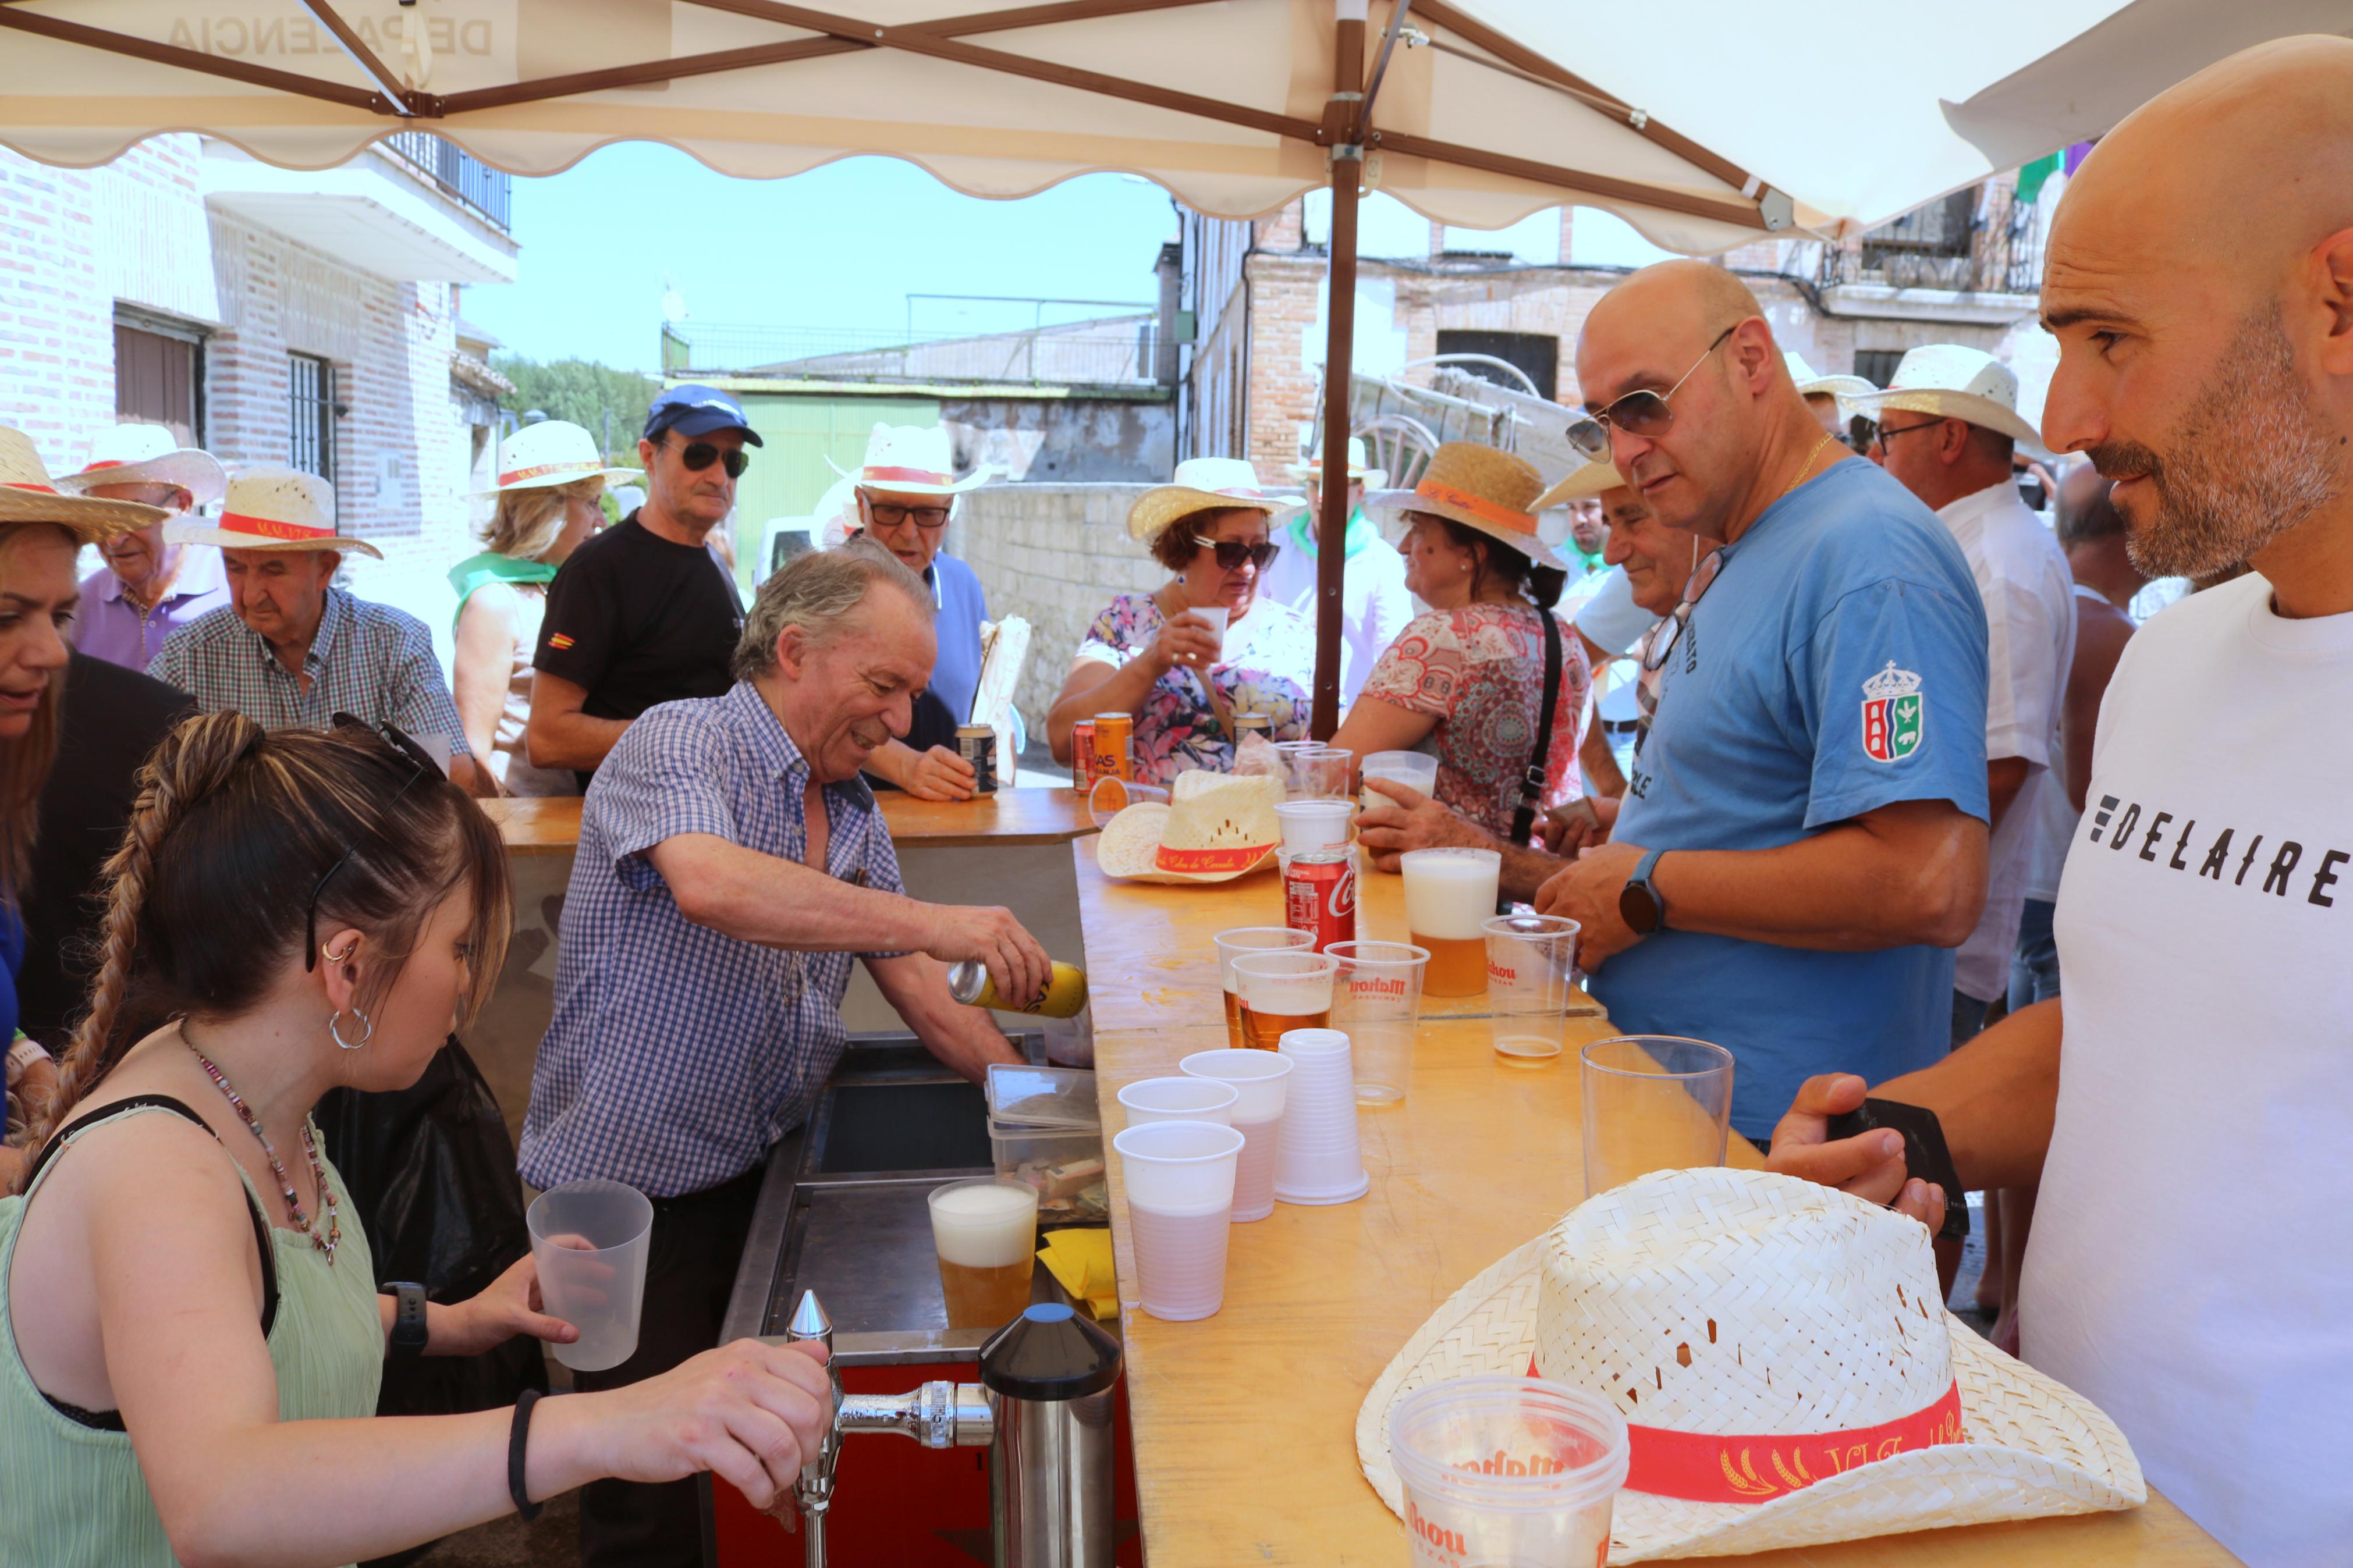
304,713,436,973
1192,535,1280,572
1566,323,1739,461
1641,546,1727,676
868,500,952,531
670,438,750,479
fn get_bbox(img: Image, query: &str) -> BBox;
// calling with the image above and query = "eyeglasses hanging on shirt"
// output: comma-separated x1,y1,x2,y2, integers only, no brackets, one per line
669,439,750,479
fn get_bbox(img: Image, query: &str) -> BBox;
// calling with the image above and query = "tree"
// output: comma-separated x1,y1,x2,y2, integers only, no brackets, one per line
491,357,663,463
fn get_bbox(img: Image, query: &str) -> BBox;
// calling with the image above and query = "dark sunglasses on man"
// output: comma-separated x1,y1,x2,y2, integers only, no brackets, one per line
668,437,750,479
304,714,438,972
1192,535,1280,572
868,501,953,531
1566,322,1740,461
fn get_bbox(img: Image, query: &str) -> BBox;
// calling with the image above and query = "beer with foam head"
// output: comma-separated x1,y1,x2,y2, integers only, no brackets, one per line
1233,950,1337,1050
1213,927,1314,1049
928,1179,1038,1328
1400,848,1502,997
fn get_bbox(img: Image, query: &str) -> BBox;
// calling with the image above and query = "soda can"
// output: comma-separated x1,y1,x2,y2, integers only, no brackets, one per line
954,724,998,794
1091,711,1134,783
1283,849,1358,954
946,958,1091,1018
1071,720,1097,791
1231,712,1271,745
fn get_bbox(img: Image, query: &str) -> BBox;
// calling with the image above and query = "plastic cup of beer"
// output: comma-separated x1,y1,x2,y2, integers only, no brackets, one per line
1289,746,1352,800
1112,1120,1247,1320
1389,1375,1630,1568
1231,948,1339,1051
1484,913,1580,1063
1116,1075,1238,1126
1578,1035,1736,1199
1089,774,1169,826
1212,927,1314,1047
1179,1049,1293,1222
527,1179,654,1373
927,1178,1040,1329
1361,749,1440,812
1325,940,1429,1105
1400,847,1502,997
1274,798,1354,856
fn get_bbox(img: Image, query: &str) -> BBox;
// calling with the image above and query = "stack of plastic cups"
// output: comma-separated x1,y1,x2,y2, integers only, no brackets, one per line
1178,1048,1293,1222
1115,1076,1237,1127
1109,1120,1247,1320
1387,1375,1630,1568
1272,1027,1369,1204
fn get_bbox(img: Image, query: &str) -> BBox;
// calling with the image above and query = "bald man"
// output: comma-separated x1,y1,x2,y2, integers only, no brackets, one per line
1534,260,1992,1144
1766,38,2353,1567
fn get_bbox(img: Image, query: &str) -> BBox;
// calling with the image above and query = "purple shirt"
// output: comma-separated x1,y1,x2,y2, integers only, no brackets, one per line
73,547,230,673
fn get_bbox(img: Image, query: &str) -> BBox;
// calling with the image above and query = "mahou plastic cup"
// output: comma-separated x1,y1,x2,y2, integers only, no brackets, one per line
1112,1120,1247,1321
1326,940,1429,1105
527,1179,655,1373
1482,913,1580,1064
1273,1027,1368,1204
1089,774,1170,826
1116,1075,1239,1127
1388,1375,1630,1568
1179,1048,1294,1222
1212,927,1315,1049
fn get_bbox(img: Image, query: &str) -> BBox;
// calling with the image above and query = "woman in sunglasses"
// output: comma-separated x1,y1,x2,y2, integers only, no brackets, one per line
1048,457,1314,785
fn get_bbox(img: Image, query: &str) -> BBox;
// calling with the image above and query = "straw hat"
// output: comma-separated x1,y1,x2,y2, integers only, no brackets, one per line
1366,442,1571,570
1783,350,1877,402
53,422,226,506
1532,456,1628,512
1126,457,1298,543
168,467,382,559
1845,345,2042,447
1286,435,1369,481
1095,769,1283,883
470,419,641,497
1358,1169,2143,1563
0,425,167,542
827,423,995,497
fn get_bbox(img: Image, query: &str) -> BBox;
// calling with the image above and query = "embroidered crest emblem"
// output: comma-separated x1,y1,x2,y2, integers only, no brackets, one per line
1861,662,1925,763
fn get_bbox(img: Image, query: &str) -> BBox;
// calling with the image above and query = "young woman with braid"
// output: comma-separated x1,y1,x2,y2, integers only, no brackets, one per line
0,710,832,1565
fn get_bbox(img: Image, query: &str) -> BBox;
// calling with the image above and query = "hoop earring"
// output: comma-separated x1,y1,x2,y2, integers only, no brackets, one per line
322,937,359,966
328,1007,374,1052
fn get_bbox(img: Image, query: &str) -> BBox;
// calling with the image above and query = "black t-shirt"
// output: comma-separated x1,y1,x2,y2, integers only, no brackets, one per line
534,513,745,786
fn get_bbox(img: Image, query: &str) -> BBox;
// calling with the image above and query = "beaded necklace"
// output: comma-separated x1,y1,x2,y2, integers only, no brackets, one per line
182,1032,341,1266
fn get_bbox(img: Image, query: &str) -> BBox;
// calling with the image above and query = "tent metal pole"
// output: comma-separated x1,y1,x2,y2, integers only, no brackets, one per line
1312,5,1367,739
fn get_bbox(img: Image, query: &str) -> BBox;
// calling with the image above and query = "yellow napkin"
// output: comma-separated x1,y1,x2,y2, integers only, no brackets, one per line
1038,1229,1120,1320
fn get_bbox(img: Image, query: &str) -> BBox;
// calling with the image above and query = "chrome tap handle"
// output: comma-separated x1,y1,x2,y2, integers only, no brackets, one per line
836,1382,996,1449
785,1290,841,1568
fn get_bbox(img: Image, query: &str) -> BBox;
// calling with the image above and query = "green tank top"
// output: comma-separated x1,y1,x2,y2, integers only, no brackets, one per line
0,1098,382,1566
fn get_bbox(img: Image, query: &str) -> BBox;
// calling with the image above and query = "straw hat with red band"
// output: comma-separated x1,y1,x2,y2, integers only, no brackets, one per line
1358,1168,2143,1562
469,419,641,499
0,425,167,542
52,422,226,507
1095,769,1283,884
826,423,995,498
1366,442,1574,571
1126,456,1300,543
168,466,382,559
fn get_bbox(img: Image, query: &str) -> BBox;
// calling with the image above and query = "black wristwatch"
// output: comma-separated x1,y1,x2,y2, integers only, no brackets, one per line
388,1281,430,1359
1619,847,1669,935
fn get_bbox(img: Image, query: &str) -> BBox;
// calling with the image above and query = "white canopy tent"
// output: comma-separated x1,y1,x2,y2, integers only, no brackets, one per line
1,0,2336,726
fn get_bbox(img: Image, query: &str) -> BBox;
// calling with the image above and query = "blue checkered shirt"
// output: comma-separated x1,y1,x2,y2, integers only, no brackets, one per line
147,588,470,755
517,680,908,1196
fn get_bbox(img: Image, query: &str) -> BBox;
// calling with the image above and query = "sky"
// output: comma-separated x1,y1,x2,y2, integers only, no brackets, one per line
459,144,1184,372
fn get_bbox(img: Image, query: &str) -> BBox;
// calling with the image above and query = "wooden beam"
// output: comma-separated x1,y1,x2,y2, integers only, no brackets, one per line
1313,11,1367,738
297,0,425,115
0,6,395,115
1372,127,1768,229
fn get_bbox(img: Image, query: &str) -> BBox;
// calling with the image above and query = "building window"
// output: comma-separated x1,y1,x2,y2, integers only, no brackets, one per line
115,321,203,446
1434,330,1558,402
1852,350,1905,389
289,353,336,487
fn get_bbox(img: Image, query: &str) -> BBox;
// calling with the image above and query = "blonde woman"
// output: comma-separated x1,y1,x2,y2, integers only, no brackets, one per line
450,422,637,796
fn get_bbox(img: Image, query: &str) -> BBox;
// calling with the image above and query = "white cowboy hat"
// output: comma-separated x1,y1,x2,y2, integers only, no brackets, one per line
1096,770,1284,884
1783,350,1878,402
826,423,995,497
1286,435,1370,481
0,426,168,542
52,422,226,506
1846,345,2043,447
1532,456,1630,512
1358,1168,2143,1563
470,419,641,498
1126,457,1301,542
168,466,383,559
1365,442,1574,570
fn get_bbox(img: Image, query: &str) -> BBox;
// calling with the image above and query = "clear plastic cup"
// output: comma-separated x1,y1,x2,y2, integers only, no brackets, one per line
1232,949,1339,1053
1179,1049,1294,1222
527,1179,655,1373
1325,940,1429,1105
1112,1120,1246,1320
927,1178,1039,1329
1579,1035,1736,1199
1116,1075,1239,1126
1361,749,1440,811
1400,848,1501,998
1274,797,1354,856
1484,914,1580,1064
1211,927,1315,1048
1289,746,1352,800
1389,1375,1630,1568
1089,774,1169,826
1273,1027,1368,1204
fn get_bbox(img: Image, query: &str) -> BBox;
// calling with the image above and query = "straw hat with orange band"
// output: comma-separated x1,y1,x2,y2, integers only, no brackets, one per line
170,467,382,559
1368,443,1574,571
468,419,641,499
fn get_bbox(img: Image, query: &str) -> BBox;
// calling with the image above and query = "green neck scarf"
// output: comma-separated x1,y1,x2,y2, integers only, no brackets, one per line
448,552,558,628
1287,506,1374,563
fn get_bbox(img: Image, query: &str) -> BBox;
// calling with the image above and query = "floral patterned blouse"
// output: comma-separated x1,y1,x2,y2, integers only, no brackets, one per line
1074,592,1314,785
1358,602,1591,840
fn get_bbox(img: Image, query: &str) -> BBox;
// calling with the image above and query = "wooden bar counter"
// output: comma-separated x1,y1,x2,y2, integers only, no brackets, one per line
1076,838,2238,1567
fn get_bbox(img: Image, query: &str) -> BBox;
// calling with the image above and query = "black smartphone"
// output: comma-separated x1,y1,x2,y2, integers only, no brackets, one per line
1823,1097,1969,1242
2018,474,2049,511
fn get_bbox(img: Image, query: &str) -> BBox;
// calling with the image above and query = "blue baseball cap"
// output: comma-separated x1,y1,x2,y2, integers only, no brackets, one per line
643,383,762,446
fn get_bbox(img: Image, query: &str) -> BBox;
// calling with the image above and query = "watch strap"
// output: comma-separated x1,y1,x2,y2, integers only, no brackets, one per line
1624,847,1668,934
389,1281,429,1359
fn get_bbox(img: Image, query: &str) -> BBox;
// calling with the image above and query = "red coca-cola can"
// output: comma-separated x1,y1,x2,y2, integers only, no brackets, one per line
1283,849,1357,953
1070,720,1098,791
